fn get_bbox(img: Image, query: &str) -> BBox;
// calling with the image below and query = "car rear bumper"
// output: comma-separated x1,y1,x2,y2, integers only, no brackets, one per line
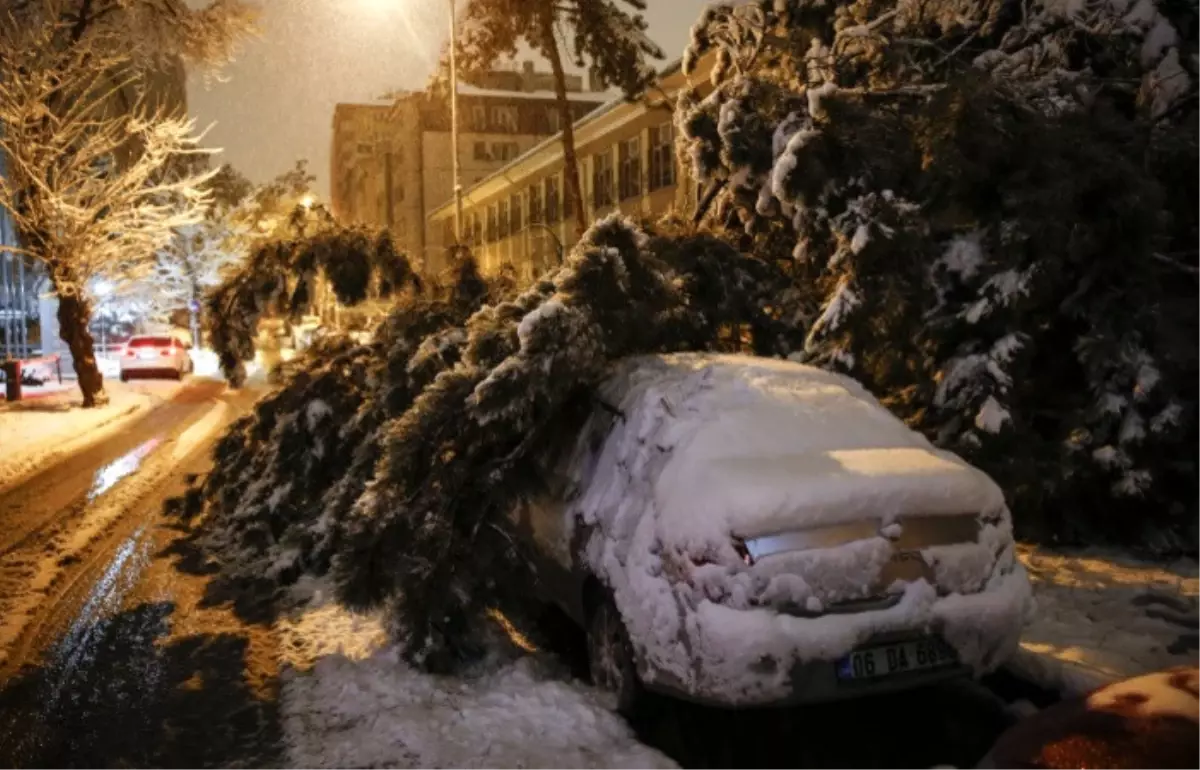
630,565,1031,708
643,648,973,708
120,361,184,375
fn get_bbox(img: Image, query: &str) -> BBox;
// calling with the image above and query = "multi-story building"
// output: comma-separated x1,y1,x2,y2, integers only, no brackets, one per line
425,53,716,281
330,63,607,273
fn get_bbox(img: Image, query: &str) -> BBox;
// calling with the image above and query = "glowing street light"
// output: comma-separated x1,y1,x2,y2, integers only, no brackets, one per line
92,279,114,355
299,194,316,209
368,0,462,244
446,0,463,245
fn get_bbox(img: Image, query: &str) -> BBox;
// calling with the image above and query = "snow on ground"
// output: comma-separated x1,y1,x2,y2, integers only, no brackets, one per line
276,581,674,769
1009,544,1199,696
0,379,185,494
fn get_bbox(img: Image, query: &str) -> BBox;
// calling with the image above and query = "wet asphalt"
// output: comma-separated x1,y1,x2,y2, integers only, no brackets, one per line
0,377,1021,769
0,379,280,768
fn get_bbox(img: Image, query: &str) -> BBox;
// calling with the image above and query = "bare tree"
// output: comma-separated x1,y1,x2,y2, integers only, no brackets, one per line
0,13,218,406
0,0,255,405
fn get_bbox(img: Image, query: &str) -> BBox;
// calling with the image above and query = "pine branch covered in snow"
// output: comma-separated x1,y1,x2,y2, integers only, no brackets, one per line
206,221,420,387
181,257,505,605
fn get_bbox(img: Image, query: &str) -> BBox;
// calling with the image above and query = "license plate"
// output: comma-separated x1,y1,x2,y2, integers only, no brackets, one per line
835,638,957,681
138,351,157,360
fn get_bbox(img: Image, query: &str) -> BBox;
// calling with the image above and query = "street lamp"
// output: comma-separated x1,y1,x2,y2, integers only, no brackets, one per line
363,0,462,243
93,279,113,355
447,0,464,245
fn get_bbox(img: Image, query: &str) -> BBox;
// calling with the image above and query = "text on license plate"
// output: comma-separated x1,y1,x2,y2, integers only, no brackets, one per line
835,638,957,680
138,352,157,360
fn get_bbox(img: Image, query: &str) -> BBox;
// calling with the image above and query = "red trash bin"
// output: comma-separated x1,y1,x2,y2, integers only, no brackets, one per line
2,359,21,402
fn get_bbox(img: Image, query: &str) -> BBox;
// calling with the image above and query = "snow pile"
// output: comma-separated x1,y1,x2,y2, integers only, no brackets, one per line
283,652,674,769
564,353,1032,705
190,348,221,378
276,587,673,769
96,353,120,379
0,379,184,493
1009,545,1199,696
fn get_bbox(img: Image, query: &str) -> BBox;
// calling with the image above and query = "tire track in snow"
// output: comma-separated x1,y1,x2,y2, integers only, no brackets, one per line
0,390,231,670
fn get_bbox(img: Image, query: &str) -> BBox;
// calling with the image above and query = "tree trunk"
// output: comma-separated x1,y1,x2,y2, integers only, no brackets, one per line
541,18,588,238
56,287,108,408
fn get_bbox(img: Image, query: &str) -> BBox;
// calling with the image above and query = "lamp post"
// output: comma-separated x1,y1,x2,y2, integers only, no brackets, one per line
448,0,464,245
93,280,113,356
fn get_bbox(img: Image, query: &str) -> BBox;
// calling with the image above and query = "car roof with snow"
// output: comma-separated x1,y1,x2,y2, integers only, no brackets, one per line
580,353,1007,541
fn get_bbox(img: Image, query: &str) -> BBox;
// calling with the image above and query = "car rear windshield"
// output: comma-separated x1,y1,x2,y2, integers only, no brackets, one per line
128,337,176,348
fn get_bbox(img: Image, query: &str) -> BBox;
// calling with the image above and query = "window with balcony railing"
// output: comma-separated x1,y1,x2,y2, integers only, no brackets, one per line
592,150,614,210
528,183,543,224
490,105,518,132
618,137,642,201
648,122,676,191
545,176,560,223
510,193,523,233
498,199,509,238
486,206,497,242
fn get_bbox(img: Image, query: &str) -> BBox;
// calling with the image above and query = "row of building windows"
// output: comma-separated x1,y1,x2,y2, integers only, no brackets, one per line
444,121,677,248
473,141,521,162
466,104,564,134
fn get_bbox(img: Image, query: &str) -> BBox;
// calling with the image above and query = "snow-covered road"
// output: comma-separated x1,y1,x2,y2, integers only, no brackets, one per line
0,378,187,495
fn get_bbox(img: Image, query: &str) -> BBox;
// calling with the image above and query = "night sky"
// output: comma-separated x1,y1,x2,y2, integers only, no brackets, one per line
186,0,710,198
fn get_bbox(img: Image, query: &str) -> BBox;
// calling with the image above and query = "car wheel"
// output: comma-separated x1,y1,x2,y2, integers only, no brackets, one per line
119,372,128,383
587,593,642,717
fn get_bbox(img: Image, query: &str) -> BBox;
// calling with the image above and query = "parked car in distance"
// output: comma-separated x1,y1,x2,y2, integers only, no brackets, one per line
119,335,193,381
511,353,1032,714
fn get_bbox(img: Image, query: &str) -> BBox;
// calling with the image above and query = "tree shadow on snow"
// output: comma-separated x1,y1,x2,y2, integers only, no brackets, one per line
155,526,284,627
0,601,283,768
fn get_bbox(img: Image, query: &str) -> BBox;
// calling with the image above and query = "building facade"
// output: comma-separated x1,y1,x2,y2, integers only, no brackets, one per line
330,64,607,273
425,55,715,281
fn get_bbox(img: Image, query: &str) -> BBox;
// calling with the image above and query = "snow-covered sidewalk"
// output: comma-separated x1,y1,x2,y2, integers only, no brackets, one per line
1008,544,1199,696
0,379,185,493
274,582,673,769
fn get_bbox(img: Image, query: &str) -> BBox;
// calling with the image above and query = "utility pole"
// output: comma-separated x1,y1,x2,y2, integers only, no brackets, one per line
448,0,464,244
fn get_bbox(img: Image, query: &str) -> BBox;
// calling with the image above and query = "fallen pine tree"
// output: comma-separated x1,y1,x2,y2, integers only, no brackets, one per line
181,215,804,669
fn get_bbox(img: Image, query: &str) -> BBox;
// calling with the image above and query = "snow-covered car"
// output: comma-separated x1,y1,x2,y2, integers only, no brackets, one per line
512,353,1032,712
118,334,193,381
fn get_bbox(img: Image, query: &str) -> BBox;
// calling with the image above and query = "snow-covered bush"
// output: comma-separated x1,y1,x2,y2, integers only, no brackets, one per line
677,0,1197,549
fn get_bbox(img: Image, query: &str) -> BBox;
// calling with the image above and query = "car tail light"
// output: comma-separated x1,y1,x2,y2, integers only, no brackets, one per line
732,537,754,566
123,346,135,358
160,347,172,357
690,538,755,568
